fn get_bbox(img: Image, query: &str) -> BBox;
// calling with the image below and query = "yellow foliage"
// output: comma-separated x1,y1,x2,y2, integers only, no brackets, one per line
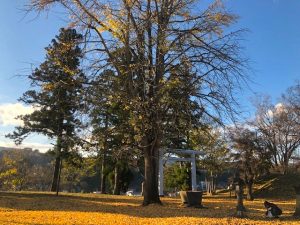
96,26,106,33
42,83,54,91
0,168,17,179
96,13,124,40
124,105,130,110
214,13,223,22
0,192,298,225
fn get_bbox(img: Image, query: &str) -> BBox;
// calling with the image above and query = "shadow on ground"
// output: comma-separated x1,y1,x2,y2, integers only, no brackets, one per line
0,191,298,223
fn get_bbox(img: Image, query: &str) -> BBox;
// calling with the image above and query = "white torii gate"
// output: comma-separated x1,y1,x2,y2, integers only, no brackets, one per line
158,148,204,196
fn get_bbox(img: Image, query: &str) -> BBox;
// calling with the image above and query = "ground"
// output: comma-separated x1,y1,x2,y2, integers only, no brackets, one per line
0,192,299,225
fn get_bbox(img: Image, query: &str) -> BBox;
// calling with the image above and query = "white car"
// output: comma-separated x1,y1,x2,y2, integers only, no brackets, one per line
126,190,134,196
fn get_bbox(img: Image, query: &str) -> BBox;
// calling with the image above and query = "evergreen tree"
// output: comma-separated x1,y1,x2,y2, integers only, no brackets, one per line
7,28,86,193
88,69,135,194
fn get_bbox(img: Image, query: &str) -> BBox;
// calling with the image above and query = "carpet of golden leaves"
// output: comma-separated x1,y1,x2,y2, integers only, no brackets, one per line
0,192,299,225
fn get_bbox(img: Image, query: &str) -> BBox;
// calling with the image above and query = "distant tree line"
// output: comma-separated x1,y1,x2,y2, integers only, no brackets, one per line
0,148,52,191
0,147,134,193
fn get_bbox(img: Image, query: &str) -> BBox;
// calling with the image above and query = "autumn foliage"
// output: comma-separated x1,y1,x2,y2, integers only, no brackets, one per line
0,192,299,225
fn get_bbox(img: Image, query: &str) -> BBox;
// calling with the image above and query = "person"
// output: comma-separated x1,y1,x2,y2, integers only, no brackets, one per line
264,201,282,218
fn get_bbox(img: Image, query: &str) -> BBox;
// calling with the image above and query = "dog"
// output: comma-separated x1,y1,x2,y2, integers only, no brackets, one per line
264,201,282,218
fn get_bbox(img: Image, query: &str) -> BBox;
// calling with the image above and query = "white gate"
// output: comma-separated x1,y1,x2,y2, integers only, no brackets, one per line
158,149,204,196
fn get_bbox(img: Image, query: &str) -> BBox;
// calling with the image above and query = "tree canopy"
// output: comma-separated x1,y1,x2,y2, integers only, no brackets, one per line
7,28,86,192
28,0,247,205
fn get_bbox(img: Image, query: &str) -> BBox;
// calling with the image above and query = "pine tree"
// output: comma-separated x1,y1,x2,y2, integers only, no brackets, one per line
88,69,135,194
7,28,86,193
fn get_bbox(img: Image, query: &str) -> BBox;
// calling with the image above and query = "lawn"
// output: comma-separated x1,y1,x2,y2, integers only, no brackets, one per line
0,192,299,225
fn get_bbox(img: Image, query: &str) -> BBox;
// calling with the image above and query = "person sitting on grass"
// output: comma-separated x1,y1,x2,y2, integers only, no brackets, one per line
264,201,282,218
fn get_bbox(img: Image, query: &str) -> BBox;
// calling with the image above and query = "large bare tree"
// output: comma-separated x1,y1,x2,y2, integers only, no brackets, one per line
253,93,300,174
282,81,300,126
28,0,246,205
229,126,272,200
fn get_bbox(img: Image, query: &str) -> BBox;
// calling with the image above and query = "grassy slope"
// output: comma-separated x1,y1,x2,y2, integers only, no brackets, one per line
254,173,300,199
0,191,299,225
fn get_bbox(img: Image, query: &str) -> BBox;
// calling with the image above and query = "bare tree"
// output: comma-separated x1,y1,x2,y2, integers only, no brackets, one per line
253,93,300,174
28,0,247,205
282,81,300,126
229,125,272,200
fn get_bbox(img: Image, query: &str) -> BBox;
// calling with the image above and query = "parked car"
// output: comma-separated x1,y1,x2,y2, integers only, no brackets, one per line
126,190,134,196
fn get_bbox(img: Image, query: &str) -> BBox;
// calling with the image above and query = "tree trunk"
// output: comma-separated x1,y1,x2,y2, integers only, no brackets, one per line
206,176,215,196
282,158,289,175
113,164,120,195
273,152,278,166
51,155,61,192
51,133,62,192
212,177,216,194
56,159,63,196
236,184,246,217
143,145,161,205
205,177,211,195
294,185,300,217
100,113,109,193
187,162,192,190
100,152,106,193
246,182,254,201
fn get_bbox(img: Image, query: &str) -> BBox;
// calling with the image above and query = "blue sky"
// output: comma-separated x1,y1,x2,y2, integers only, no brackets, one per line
0,0,65,151
0,0,299,151
227,0,300,101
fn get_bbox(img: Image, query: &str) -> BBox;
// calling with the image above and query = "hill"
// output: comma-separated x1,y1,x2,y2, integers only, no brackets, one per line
0,146,18,151
254,173,300,199
0,147,53,191
0,146,40,152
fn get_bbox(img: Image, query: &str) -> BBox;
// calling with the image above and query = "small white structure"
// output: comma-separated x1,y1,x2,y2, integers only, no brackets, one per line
126,190,134,196
158,148,204,196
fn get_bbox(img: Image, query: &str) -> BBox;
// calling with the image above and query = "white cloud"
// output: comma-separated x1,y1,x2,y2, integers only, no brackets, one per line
0,103,52,153
275,102,284,111
0,103,34,126
266,109,273,118
264,103,285,118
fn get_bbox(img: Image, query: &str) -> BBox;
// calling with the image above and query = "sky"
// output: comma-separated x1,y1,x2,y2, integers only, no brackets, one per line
0,0,299,152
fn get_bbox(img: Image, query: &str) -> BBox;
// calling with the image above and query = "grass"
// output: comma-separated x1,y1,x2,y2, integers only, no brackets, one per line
0,191,299,225
254,173,300,199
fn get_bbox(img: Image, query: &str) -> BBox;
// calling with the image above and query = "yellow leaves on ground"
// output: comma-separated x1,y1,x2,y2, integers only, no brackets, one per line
0,192,299,225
